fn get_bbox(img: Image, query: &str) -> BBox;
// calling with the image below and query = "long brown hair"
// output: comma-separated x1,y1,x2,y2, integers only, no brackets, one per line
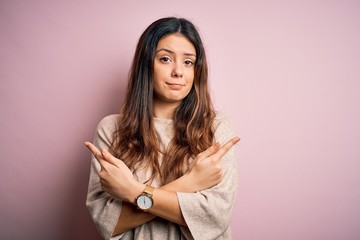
110,17,215,184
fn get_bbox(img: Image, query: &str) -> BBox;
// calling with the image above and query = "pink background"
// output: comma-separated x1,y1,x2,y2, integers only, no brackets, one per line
1,0,359,239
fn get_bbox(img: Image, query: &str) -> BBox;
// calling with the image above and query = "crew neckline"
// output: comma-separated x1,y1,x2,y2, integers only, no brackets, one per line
153,117,174,123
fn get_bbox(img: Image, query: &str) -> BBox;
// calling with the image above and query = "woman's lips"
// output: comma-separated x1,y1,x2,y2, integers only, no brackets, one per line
166,83,185,90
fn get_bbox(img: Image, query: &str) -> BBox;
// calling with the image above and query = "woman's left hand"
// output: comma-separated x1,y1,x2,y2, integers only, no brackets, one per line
84,142,144,203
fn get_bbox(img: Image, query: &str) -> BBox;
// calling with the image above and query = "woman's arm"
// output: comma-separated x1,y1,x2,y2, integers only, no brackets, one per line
111,169,205,236
176,115,239,240
85,137,239,235
112,202,155,235
110,170,205,236
110,176,194,236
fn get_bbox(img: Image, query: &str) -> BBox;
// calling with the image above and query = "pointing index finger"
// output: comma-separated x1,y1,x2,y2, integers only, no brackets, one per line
84,142,101,157
213,137,240,160
101,148,119,167
84,141,106,169
196,143,221,161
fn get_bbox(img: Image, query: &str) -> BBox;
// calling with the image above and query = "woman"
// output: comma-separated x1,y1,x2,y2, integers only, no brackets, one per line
85,17,240,240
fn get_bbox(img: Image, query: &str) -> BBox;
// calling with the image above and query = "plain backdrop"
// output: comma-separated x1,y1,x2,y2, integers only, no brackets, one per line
1,0,359,239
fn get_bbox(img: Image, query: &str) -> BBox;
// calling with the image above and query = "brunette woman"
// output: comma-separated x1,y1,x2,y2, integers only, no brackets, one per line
85,17,240,240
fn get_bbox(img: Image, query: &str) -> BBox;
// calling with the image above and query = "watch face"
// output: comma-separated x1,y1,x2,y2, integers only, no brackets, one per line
136,194,153,210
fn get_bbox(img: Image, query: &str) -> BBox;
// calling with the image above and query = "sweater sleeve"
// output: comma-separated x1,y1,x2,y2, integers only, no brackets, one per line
176,114,239,240
86,115,123,240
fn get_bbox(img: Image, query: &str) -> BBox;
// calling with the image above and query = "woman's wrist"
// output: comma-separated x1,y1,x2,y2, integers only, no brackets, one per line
123,181,146,204
161,172,197,193
181,171,199,192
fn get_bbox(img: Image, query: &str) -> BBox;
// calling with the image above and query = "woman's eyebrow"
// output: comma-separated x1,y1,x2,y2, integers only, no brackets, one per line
155,48,196,57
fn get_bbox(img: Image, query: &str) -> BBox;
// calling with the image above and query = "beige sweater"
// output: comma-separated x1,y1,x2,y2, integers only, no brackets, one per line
86,114,238,240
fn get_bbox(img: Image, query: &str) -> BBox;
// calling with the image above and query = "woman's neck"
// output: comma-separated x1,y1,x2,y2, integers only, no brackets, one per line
153,100,180,119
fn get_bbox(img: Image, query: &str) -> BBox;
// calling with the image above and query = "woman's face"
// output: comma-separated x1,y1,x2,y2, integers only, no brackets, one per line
153,33,196,107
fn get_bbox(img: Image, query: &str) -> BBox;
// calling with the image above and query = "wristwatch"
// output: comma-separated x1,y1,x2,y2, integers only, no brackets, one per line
136,185,154,211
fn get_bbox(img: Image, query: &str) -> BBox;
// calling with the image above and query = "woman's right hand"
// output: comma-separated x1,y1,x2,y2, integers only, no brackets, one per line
85,142,145,203
185,137,240,192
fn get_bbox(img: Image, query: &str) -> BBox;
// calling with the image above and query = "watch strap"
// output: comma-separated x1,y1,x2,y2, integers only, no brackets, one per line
143,185,154,197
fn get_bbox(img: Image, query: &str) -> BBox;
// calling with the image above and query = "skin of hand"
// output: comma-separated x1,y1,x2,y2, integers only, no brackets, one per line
85,137,240,235
84,136,240,202
182,136,240,191
84,142,145,203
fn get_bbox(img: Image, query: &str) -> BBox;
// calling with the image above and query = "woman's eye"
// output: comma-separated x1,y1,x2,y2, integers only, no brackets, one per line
160,57,171,63
184,60,194,66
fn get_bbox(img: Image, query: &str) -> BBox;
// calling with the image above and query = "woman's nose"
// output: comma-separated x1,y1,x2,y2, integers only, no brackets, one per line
171,62,183,78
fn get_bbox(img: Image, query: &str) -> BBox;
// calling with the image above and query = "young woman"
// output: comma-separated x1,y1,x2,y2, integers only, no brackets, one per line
85,17,240,240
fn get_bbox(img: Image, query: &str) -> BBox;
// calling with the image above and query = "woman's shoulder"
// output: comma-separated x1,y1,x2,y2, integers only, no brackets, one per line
213,111,235,142
98,114,120,125
214,111,233,127
95,114,120,139
97,114,120,128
